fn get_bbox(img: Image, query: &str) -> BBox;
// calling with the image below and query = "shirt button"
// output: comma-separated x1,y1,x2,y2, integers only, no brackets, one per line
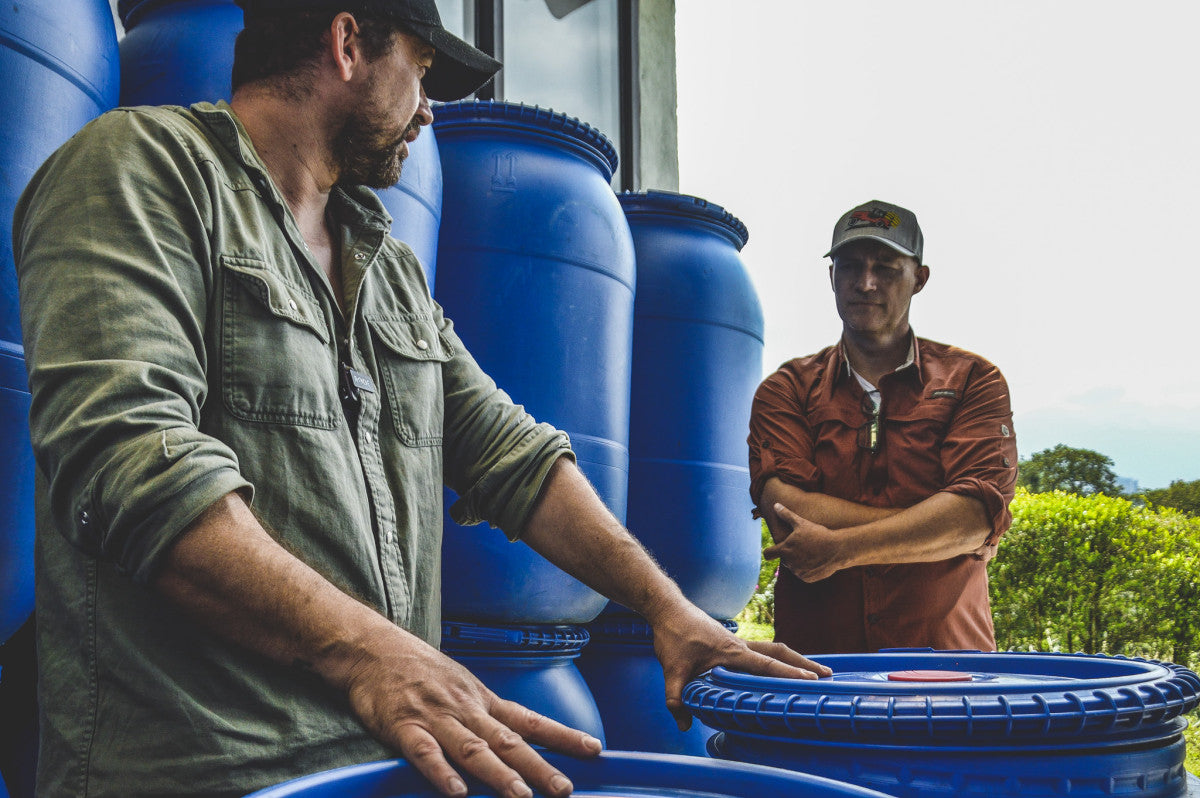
288,299,298,311
78,510,90,527
385,531,396,545
867,613,880,624
354,252,366,261
363,432,373,444
416,339,429,350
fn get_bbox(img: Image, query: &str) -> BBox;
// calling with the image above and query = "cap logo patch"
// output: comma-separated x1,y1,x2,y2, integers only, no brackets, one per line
848,208,901,231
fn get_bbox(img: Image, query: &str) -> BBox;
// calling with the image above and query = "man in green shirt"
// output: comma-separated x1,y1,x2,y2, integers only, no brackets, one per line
13,1,828,796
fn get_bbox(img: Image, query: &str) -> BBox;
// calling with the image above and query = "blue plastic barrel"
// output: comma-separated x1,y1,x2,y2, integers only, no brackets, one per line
244,750,893,797
576,617,728,756
118,0,442,284
687,650,1200,798
0,346,34,646
118,0,240,107
440,622,604,744
433,102,634,624
1,0,118,644
618,191,762,620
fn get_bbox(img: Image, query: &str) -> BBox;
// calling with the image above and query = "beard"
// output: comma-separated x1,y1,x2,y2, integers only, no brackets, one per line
332,102,422,189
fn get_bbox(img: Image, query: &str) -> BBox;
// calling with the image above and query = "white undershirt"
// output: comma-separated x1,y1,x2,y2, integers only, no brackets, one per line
846,338,916,412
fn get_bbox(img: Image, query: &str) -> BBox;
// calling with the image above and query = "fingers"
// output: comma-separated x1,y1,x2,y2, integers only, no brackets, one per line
394,702,594,798
491,697,603,758
745,639,832,677
773,501,803,526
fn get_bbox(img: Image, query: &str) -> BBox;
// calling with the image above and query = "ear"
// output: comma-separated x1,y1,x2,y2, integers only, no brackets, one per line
329,12,363,83
912,263,930,295
828,262,835,291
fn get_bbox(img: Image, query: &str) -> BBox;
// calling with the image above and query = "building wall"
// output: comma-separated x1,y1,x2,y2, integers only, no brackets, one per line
636,0,678,192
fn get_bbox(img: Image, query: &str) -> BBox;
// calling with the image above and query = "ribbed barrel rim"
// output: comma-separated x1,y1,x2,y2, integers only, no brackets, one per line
619,189,749,251
683,651,1200,742
433,100,618,181
440,621,590,655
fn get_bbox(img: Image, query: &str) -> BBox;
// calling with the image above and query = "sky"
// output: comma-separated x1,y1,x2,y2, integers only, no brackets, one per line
674,1,1200,490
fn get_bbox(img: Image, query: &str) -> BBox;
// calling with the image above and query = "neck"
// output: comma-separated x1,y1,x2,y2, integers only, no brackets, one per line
230,89,344,308
231,89,337,228
841,326,912,386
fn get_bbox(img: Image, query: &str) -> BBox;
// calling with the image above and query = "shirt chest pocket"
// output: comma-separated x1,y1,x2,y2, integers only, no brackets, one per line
368,316,451,447
220,255,340,428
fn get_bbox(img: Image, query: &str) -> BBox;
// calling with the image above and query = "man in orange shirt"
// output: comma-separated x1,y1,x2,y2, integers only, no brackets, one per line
748,200,1018,654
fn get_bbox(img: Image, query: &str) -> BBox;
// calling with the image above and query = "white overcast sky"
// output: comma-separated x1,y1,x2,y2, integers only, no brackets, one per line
675,0,1200,489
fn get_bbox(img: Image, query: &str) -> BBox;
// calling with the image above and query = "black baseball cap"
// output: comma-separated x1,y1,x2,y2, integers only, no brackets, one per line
825,200,924,263
235,0,502,101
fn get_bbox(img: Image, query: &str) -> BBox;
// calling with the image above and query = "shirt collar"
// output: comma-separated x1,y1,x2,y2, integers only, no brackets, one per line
189,101,393,234
837,331,922,388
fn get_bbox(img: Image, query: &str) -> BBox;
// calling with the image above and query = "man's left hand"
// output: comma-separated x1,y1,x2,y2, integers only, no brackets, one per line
763,502,847,582
649,602,831,730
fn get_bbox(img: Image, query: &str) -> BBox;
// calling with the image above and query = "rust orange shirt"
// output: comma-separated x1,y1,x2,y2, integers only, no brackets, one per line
748,336,1018,654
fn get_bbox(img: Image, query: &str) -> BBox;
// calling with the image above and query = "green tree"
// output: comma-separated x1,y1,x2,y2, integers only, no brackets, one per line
1143,479,1200,517
1017,444,1120,495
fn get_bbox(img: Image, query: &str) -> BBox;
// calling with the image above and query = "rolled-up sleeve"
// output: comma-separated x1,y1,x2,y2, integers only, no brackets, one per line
14,111,252,582
437,315,574,538
938,360,1018,544
747,368,821,509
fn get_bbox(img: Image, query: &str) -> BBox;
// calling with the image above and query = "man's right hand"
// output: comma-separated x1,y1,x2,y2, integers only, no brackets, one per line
338,625,601,798
156,493,600,798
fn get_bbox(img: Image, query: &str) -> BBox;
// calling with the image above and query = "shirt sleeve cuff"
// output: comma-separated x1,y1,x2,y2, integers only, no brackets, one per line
941,478,1013,546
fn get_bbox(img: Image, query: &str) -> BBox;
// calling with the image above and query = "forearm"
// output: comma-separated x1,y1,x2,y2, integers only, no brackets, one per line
519,457,687,624
153,492,406,691
833,491,992,568
760,477,899,541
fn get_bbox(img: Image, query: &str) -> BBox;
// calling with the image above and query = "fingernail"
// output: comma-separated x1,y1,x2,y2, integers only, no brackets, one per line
447,776,467,797
510,779,533,798
550,774,573,794
582,733,603,753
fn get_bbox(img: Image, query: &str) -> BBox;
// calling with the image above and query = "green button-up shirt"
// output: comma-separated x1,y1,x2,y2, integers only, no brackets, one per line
14,102,572,797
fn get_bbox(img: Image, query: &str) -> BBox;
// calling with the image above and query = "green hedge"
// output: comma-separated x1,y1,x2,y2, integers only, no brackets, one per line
990,489,1200,668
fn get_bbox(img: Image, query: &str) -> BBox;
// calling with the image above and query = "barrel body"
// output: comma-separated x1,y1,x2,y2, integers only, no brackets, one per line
619,191,763,619
440,623,603,743
244,750,893,798
433,102,634,623
1,0,119,644
118,0,240,107
0,347,34,645
576,618,723,755
689,651,1200,798
118,0,441,283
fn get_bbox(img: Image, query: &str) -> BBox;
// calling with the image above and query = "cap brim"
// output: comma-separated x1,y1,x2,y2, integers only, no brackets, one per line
825,230,918,260
416,25,501,101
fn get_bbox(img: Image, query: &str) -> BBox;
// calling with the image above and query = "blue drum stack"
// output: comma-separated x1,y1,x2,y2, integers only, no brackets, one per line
578,191,764,755
0,2,119,794
432,101,635,735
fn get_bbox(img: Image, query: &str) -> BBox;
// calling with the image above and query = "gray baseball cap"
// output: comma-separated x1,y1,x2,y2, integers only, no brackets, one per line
825,200,924,263
235,0,501,101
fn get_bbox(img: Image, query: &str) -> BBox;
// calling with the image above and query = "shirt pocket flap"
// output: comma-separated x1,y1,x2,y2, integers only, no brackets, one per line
222,255,329,344
368,316,451,363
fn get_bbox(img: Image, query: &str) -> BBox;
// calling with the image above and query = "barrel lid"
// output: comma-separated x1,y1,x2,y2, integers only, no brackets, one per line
244,750,894,797
683,651,1200,742
619,190,750,251
440,621,589,655
432,100,618,180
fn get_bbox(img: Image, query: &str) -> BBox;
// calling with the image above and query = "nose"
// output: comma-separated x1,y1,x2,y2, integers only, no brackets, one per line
415,84,434,127
855,268,878,293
